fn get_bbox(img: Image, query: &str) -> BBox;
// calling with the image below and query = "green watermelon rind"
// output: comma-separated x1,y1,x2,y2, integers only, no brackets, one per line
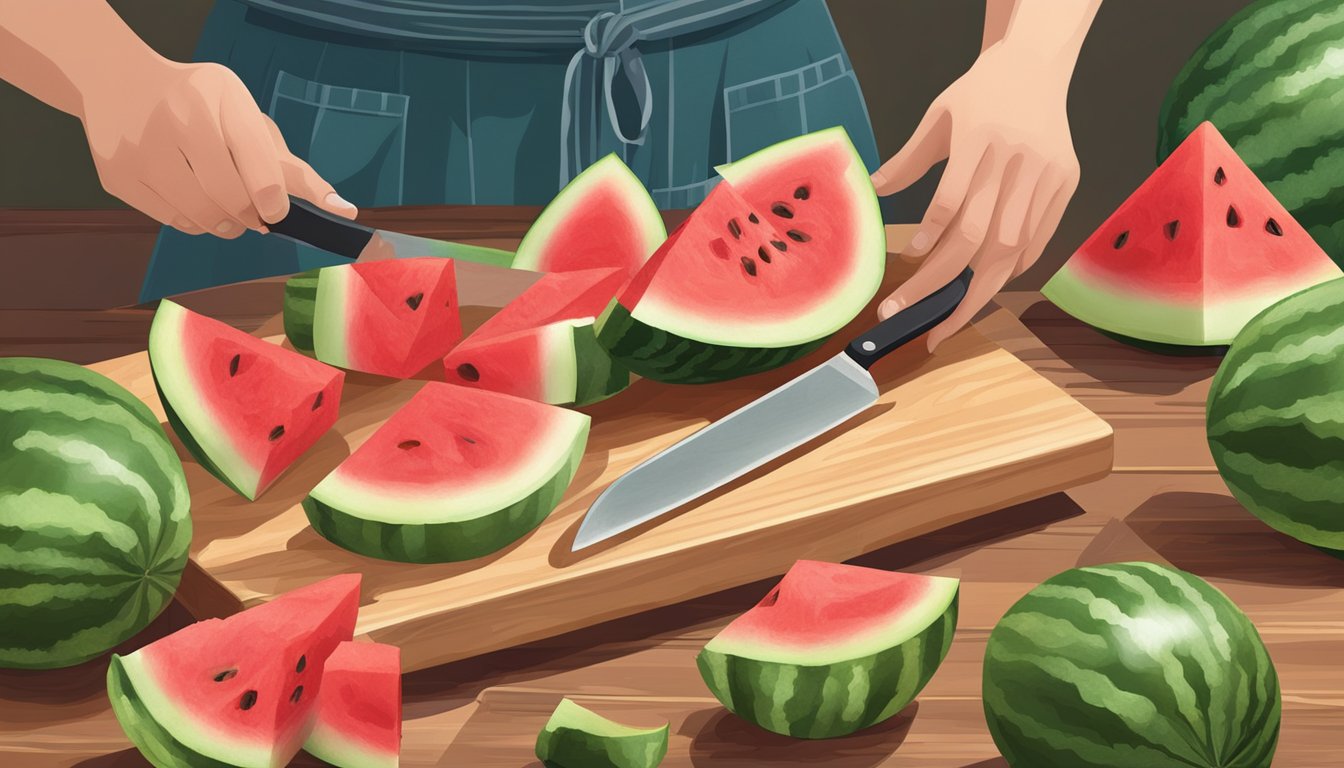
695,585,958,740
107,654,244,768
982,561,1280,768
535,699,670,768
304,722,396,768
153,375,251,500
570,319,632,405
283,269,320,356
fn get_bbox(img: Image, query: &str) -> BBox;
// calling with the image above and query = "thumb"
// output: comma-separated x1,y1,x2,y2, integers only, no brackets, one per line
871,107,949,196
282,153,357,220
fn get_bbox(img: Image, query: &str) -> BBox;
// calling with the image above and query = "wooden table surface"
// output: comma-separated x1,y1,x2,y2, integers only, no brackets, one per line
0,209,1340,766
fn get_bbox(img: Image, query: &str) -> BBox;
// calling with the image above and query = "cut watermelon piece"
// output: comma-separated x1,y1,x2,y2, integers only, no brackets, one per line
697,561,958,739
107,574,361,768
511,154,665,278
443,268,631,405
304,642,402,768
150,300,344,500
284,258,461,378
534,699,669,768
1044,121,1342,349
597,128,885,383
303,382,590,563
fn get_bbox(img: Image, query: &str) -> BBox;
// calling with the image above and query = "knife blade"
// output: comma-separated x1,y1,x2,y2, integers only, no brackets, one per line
571,268,973,552
268,196,517,268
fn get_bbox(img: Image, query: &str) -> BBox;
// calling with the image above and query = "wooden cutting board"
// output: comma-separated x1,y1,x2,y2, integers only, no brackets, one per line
89,226,1113,672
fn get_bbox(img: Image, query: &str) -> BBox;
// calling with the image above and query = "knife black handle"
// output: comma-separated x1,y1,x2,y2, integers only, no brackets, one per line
267,196,373,260
844,268,973,370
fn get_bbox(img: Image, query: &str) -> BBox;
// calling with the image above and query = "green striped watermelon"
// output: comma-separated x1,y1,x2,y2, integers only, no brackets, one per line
534,699,669,768
0,357,190,669
1158,0,1344,265
696,561,958,739
1207,278,1344,551
983,562,1280,768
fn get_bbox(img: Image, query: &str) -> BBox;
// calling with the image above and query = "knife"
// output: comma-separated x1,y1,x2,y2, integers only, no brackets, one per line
268,196,517,268
571,268,974,552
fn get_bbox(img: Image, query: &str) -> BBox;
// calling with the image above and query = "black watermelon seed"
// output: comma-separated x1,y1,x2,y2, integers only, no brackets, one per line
240,690,258,710
312,392,324,410
771,202,795,219
229,354,241,377
786,229,811,243
740,257,757,276
1214,167,1227,185
461,436,477,444
758,246,772,264
290,685,304,704
748,213,759,224
1266,218,1283,236
793,186,810,201
296,655,306,673
405,292,424,310
727,219,742,239
268,425,285,441
760,586,781,607
214,669,238,682
456,363,480,382
770,239,788,252
1113,231,1129,249
398,440,421,450
1227,206,1241,227
1164,220,1180,241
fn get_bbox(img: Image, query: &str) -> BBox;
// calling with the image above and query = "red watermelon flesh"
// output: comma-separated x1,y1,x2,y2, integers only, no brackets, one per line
108,574,361,768
1044,121,1342,346
304,642,402,768
465,268,627,341
150,300,345,500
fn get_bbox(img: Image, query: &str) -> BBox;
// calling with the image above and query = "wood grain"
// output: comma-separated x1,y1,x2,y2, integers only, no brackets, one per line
82,226,1113,672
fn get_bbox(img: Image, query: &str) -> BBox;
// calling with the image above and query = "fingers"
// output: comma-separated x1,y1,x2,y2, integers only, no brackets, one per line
903,142,987,259
181,126,264,232
871,106,950,196
282,154,357,219
1013,175,1076,280
119,182,206,235
145,154,245,238
220,88,288,223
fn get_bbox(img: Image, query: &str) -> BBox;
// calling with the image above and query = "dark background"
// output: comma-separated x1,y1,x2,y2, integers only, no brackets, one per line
0,0,1256,288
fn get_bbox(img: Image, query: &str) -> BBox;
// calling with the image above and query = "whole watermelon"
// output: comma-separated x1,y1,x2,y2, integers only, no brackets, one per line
1207,278,1344,551
983,562,1280,768
1159,0,1344,265
0,358,191,668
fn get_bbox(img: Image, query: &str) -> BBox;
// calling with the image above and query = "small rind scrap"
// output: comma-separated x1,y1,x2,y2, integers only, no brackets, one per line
535,699,669,768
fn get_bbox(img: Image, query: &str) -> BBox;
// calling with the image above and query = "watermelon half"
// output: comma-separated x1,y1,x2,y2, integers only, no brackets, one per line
697,560,958,739
304,641,402,768
443,268,631,406
150,301,345,500
511,154,665,278
598,128,885,384
284,258,461,378
534,699,669,768
303,382,590,563
107,574,362,768
1044,121,1342,349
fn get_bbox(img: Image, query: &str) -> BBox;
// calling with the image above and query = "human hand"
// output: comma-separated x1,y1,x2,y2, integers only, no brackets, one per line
871,42,1081,350
80,59,356,237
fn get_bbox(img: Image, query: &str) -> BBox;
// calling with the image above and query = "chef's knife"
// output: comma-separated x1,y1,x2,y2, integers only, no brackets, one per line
571,268,973,552
268,196,517,268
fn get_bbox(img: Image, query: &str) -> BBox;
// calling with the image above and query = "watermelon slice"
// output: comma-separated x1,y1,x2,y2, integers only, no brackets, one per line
511,154,665,278
442,268,631,405
150,300,344,500
304,642,402,768
1044,121,1343,349
534,699,669,768
107,574,361,768
284,258,461,378
697,560,958,739
303,382,590,563
597,128,885,383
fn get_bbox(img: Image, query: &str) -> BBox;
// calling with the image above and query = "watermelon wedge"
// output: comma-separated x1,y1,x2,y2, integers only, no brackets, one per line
1044,121,1343,349
443,268,631,405
697,560,958,739
284,258,461,378
535,699,669,768
303,382,590,563
598,128,885,383
304,642,402,768
150,300,344,500
511,154,665,278
107,574,361,768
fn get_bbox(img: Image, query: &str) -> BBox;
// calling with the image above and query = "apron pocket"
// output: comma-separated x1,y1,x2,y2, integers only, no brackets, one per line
723,53,868,163
267,70,410,206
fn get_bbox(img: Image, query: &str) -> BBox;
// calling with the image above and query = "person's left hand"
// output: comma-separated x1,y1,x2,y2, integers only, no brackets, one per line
870,41,1081,351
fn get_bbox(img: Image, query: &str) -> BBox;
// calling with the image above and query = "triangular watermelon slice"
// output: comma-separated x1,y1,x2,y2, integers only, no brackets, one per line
150,300,344,500
304,642,402,768
1044,121,1342,348
442,268,631,405
107,574,362,768
283,257,461,378
511,154,666,278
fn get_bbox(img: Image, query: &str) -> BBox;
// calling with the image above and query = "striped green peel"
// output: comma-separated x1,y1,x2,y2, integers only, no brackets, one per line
535,699,669,768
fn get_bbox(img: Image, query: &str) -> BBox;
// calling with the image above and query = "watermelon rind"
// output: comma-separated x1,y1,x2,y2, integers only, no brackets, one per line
696,576,958,739
1207,278,1344,551
982,561,1280,768
534,699,669,768
312,265,357,371
305,725,396,768
571,319,633,405
283,269,320,355
0,358,191,669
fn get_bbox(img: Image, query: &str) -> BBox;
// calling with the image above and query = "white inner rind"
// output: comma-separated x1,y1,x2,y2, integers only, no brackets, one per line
312,267,355,368
305,718,396,768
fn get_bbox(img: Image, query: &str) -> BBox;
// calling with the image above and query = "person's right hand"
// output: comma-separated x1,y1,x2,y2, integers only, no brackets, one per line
79,59,357,237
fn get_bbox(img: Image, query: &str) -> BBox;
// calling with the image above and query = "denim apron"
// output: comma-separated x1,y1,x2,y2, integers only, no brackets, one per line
139,0,887,300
